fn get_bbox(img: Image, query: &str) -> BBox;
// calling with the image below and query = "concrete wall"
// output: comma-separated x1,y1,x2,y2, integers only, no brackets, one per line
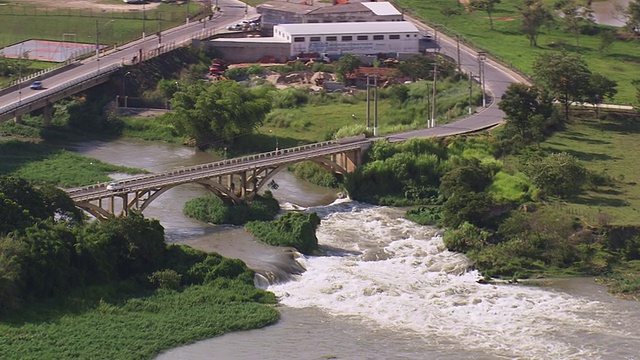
203,40,291,63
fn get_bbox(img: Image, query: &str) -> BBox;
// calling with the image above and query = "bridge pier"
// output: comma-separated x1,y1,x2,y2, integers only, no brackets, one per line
42,102,54,126
14,115,22,124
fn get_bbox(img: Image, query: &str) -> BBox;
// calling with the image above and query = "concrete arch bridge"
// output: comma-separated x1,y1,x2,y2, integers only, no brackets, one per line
66,137,369,220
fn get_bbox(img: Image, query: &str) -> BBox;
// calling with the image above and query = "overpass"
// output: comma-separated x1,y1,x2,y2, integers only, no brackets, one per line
0,0,255,123
66,137,368,220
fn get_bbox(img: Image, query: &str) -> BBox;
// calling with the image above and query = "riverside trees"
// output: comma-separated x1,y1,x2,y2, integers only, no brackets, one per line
0,175,276,316
168,80,271,148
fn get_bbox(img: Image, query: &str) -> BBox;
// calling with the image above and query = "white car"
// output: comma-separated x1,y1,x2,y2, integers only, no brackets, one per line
106,182,123,191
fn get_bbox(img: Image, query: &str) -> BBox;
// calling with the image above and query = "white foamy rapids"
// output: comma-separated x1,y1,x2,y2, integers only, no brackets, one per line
269,204,620,359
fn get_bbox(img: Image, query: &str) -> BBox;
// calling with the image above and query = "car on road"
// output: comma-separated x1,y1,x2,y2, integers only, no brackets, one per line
106,182,123,191
30,81,43,90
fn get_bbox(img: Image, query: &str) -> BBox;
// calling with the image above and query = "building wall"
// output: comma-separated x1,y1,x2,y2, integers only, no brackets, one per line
201,40,291,63
273,27,420,57
258,9,307,36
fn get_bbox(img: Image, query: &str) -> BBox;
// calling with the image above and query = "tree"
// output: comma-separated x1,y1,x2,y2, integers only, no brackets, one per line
397,55,434,82
554,0,594,47
441,6,461,26
533,51,592,122
469,0,502,30
623,0,640,35
524,152,587,198
520,0,553,47
584,73,618,113
499,83,553,142
439,159,493,199
598,29,616,53
168,81,271,147
335,54,362,85
632,79,640,107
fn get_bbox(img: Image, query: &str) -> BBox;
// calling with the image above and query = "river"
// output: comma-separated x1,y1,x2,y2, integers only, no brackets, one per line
70,138,640,360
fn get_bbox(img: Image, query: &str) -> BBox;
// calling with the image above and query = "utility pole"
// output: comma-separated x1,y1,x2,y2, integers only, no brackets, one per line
456,35,461,72
477,52,486,108
142,2,146,39
366,75,371,131
432,62,437,128
95,19,99,59
468,71,473,115
425,81,430,126
374,75,378,136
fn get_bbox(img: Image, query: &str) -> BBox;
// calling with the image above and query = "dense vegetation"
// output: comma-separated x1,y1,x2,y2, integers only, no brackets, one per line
0,175,279,358
183,191,280,225
245,212,322,255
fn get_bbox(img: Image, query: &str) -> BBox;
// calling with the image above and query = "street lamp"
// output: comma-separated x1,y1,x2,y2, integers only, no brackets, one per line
142,2,146,40
477,52,487,108
123,71,132,108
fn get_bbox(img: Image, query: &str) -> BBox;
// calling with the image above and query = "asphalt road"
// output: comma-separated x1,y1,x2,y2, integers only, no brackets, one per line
0,0,258,112
388,17,531,142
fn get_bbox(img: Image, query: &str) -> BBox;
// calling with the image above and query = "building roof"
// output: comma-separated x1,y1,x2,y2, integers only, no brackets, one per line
275,21,419,35
256,1,330,15
308,3,369,15
361,2,402,16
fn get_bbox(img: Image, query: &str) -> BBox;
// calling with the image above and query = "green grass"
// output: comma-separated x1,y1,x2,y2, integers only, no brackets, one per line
394,0,640,104
0,3,192,48
0,282,279,360
0,139,145,187
540,111,640,225
120,116,184,143
239,79,479,153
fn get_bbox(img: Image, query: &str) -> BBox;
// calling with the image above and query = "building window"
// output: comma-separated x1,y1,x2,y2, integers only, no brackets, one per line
373,35,384,40
341,36,353,41
310,36,321,42
294,37,305,42
357,35,368,41
326,36,337,42
389,34,400,40
406,34,410,38
307,20,319,23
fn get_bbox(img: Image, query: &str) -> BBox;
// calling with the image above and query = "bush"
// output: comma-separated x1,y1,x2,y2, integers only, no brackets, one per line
149,269,182,290
245,212,321,255
443,221,491,253
183,192,280,225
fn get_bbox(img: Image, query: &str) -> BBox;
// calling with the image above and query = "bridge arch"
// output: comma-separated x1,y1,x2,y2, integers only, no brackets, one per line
68,140,367,220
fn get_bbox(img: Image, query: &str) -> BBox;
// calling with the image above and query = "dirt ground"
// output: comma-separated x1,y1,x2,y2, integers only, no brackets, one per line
9,0,162,11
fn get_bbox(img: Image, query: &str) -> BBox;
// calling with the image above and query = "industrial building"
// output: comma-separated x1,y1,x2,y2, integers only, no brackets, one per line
274,21,420,57
256,0,404,35
208,21,421,63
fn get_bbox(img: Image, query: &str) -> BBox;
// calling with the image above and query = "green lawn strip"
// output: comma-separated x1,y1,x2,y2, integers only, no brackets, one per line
394,0,640,104
0,285,279,360
0,139,145,187
540,111,640,225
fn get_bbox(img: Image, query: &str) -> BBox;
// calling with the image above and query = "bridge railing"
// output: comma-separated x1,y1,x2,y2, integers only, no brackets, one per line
0,63,120,116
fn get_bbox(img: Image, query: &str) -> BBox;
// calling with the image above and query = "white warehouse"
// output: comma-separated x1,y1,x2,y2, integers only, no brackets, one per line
207,21,422,63
273,21,421,57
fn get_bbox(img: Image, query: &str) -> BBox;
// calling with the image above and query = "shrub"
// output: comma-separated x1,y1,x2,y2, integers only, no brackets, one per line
149,269,182,290
245,212,321,255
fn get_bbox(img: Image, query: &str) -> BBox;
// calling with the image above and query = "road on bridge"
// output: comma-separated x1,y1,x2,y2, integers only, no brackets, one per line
0,0,257,115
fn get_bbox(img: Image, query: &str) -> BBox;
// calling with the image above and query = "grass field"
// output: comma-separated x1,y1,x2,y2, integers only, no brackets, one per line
540,110,640,225
0,282,278,360
394,0,640,105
